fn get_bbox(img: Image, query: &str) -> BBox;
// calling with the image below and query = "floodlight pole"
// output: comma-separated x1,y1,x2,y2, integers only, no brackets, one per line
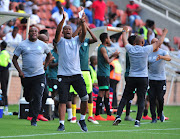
26,17,30,39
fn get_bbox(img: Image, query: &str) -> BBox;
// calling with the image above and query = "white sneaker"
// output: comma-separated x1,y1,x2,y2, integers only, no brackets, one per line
70,117,77,123
88,116,99,124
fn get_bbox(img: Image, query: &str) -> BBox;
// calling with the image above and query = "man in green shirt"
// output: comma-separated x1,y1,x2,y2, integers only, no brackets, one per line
94,32,119,121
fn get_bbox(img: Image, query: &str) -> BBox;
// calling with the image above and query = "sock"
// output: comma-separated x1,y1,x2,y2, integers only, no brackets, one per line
72,104,76,117
143,109,148,116
95,96,102,116
104,97,111,116
67,108,72,120
59,120,64,125
5,106,8,111
88,103,93,117
80,114,86,120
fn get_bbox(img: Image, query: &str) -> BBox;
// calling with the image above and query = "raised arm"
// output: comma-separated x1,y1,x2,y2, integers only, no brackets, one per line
54,7,66,43
122,26,129,46
87,25,97,44
72,25,81,38
101,47,120,64
152,28,168,51
12,55,24,78
79,12,87,43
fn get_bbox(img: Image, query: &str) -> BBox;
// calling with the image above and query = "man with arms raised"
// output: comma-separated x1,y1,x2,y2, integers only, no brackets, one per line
54,7,88,132
113,26,168,127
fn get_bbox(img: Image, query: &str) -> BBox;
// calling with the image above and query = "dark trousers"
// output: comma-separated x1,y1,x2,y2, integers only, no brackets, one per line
110,79,119,108
0,69,9,106
21,74,46,123
149,80,166,120
117,77,148,121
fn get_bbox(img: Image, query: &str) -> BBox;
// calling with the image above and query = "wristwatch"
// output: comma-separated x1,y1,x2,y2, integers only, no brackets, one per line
122,30,126,33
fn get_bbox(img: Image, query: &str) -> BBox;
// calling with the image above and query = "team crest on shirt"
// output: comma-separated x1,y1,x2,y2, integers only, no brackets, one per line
58,78,62,82
163,85,166,90
37,46,42,50
72,41,76,45
41,83,45,87
84,42,88,47
27,47,30,50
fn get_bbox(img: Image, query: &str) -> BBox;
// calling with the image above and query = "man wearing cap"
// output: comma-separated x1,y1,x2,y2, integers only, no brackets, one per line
84,1,93,24
161,38,173,51
126,0,141,28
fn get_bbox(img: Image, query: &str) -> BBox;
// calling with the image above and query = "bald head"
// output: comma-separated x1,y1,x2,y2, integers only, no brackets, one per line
151,38,158,44
38,34,49,43
134,35,144,46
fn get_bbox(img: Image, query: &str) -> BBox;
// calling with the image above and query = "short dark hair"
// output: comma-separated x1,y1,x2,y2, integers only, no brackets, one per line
90,55,97,64
99,33,108,43
128,35,136,45
148,20,155,28
111,13,116,19
1,41,7,49
39,29,48,34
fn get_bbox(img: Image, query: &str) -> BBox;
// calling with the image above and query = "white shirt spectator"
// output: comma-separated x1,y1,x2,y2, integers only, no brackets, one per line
0,0,10,11
25,1,33,14
30,14,40,24
3,32,22,43
51,11,69,26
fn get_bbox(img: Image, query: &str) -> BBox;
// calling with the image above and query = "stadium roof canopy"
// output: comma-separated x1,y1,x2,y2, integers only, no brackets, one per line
0,12,31,39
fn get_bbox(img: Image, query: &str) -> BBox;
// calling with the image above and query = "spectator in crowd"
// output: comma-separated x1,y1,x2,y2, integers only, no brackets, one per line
12,26,51,126
0,41,11,115
84,1,93,24
25,0,34,14
30,5,41,25
9,2,14,12
138,19,151,45
3,20,14,34
111,13,120,27
161,38,173,52
17,3,27,24
147,20,157,45
39,29,49,42
126,0,141,28
51,1,60,15
51,3,69,26
0,0,10,11
3,26,22,46
69,17,77,33
92,0,106,27
64,0,73,19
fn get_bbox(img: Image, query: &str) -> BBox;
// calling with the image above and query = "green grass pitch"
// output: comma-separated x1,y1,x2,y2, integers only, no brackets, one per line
0,105,180,139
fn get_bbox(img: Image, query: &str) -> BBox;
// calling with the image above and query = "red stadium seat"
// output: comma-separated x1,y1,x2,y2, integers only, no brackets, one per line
155,28,162,36
116,9,124,17
135,19,144,27
121,12,127,25
173,36,180,44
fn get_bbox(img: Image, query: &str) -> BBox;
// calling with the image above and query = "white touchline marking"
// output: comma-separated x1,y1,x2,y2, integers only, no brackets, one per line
0,128,180,138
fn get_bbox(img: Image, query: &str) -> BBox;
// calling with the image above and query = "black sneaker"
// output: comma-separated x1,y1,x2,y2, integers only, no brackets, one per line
113,116,121,125
77,120,88,132
67,118,72,122
134,120,140,127
31,122,37,126
57,123,65,131
160,115,165,122
151,119,157,123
